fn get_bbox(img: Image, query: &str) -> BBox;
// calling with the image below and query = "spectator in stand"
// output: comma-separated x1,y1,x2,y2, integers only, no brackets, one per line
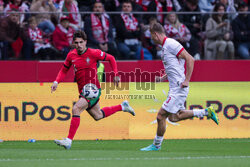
179,0,202,59
84,1,119,57
146,0,174,24
75,0,95,21
135,0,182,12
76,0,95,12
232,1,250,59
130,0,144,22
28,16,58,60
0,0,4,17
30,0,56,34
205,3,234,59
199,0,215,12
53,0,63,9
141,16,159,59
114,0,141,60
219,0,237,20
52,15,75,58
0,9,26,60
135,0,153,11
102,0,120,12
59,0,81,30
4,0,29,23
164,13,192,52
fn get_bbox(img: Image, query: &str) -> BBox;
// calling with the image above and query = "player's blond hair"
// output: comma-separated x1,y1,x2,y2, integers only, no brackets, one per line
150,22,165,34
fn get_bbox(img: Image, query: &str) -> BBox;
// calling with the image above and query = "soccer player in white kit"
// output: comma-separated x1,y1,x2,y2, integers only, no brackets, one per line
140,23,219,151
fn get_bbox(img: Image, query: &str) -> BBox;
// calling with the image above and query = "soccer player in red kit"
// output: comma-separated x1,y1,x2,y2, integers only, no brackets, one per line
51,30,135,149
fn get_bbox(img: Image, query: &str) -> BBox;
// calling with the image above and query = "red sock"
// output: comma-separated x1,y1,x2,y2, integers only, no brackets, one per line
101,104,122,118
67,116,80,140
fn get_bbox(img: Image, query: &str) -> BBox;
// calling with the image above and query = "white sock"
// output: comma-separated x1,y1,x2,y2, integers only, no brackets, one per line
193,109,207,118
121,104,125,111
153,135,164,148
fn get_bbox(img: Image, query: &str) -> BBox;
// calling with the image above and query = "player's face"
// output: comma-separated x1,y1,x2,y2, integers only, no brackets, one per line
150,32,160,45
74,38,87,54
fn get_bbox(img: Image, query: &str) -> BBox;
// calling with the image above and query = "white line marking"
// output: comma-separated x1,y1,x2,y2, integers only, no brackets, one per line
0,156,249,162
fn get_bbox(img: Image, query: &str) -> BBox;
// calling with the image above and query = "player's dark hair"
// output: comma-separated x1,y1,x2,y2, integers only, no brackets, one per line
73,30,87,41
150,22,165,34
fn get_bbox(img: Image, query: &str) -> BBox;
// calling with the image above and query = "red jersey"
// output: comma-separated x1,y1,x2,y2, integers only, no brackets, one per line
55,48,118,94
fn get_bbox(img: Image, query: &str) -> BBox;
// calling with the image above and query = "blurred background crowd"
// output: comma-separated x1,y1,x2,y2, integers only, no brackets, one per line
0,0,249,60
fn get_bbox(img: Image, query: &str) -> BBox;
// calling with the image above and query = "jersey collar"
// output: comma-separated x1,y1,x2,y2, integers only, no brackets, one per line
78,47,88,56
162,37,168,47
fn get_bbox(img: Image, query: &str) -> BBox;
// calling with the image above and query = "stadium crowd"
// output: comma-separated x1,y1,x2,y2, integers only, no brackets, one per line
0,0,249,60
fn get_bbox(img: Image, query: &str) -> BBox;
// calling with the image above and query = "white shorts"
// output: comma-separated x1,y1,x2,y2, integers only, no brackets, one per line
161,87,189,114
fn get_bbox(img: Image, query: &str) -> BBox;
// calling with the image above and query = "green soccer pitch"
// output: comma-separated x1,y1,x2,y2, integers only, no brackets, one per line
0,139,249,167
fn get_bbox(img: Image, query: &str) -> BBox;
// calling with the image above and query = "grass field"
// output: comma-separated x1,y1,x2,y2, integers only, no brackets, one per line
0,139,249,167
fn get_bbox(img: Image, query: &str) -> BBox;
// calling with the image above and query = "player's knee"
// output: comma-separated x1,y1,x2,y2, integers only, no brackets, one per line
93,113,103,121
156,113,165,122
72,105,81,115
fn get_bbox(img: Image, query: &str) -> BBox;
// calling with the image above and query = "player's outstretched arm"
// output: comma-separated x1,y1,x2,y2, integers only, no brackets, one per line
104,53,120,86
51,65,70,93
178,49,195,88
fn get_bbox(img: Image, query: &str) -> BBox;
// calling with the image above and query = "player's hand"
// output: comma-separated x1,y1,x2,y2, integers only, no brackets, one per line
113,76,120,87
155,76,162,83
51,81,58,93
181,80,189,88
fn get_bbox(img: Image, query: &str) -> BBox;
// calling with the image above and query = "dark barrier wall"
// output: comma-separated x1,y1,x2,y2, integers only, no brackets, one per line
0,60,250,82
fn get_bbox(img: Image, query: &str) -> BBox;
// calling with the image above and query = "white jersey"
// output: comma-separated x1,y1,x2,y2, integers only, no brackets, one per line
161,37,185,89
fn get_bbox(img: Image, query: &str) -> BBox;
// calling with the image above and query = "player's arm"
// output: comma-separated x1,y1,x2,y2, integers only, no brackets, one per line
104,53,120,87
51,56,72,93
178,49,195,88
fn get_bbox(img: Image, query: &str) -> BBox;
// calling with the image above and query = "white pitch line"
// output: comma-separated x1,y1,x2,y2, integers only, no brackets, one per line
0,156,249,162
